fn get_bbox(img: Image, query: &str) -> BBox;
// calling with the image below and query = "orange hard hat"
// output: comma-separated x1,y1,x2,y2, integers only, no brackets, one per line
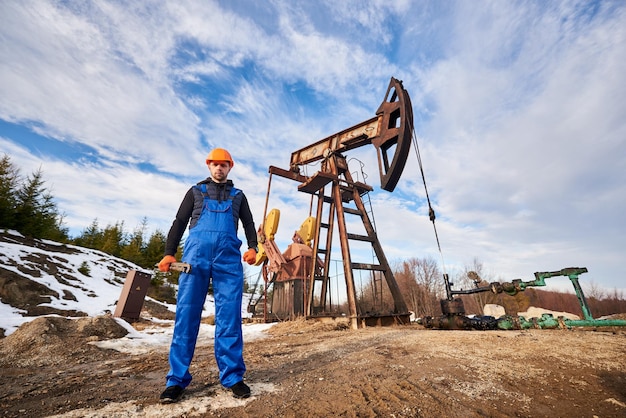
205,148,234,167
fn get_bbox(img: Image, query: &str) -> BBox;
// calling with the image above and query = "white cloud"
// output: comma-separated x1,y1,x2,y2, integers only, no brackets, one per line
1,0,625,294
0,1,204,175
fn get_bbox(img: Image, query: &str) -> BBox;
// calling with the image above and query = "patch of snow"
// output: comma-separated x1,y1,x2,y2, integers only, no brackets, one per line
0,301,27,334
95,319,274,354
0,230,265,345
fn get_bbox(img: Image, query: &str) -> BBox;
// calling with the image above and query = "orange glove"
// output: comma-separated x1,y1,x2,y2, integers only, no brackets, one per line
158,255,177,272
243,248,257,265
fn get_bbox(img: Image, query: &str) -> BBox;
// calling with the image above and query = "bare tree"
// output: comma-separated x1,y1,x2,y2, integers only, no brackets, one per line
393,257,443,317
584,280,606,301
453,258,491,315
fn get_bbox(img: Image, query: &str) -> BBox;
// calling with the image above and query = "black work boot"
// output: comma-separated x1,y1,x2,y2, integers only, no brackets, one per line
159,385,184,403
230,381,251,399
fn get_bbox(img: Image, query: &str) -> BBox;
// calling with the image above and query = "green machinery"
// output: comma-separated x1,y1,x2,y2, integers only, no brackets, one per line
420,267,626,330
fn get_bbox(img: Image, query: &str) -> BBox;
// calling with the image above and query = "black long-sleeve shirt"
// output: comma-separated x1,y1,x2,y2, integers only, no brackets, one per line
164,178,257,256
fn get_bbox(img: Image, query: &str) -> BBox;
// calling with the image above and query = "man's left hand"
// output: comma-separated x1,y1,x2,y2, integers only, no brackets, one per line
243,248,257,265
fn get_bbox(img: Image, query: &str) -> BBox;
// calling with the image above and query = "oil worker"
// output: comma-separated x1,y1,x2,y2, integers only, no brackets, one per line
157,148,258,403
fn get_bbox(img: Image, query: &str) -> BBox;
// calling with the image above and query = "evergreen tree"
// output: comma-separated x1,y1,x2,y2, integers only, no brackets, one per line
0,154,20,229
144,229,167,268
121,218,148,266
100,221,125,257
13,167,67,240
44,212,70,242
73,219,104,249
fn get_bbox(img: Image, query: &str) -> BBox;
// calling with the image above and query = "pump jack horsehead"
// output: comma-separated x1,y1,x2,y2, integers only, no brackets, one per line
257,77,414,329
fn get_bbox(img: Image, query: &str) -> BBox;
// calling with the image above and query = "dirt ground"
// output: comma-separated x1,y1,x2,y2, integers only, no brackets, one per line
1,311,625,418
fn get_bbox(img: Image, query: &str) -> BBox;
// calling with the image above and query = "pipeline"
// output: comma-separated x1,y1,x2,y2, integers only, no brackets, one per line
421,267,626,330
420,313,626,330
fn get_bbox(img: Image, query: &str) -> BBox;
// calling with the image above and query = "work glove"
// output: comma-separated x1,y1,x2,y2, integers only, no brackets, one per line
243,248,257,265
158,255,177,272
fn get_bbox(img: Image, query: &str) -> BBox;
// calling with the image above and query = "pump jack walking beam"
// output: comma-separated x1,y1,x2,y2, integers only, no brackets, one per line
289,77,413,193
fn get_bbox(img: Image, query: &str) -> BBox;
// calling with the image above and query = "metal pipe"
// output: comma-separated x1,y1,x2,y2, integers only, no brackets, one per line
568,275,594,321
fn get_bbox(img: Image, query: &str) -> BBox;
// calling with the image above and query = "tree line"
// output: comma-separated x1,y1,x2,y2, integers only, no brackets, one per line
0,154,172,270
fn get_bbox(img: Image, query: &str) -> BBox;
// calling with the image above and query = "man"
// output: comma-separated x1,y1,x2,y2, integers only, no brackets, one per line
158,148,258,403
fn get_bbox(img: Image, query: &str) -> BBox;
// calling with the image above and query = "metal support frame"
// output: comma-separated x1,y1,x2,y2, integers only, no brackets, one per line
300,153,409,329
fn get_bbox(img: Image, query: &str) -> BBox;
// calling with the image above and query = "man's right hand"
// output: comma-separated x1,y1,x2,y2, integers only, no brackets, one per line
158,255,178,272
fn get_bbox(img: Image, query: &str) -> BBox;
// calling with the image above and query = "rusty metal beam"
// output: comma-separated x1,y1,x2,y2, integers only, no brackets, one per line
268,165,308,183
290,116,380,168
289,77,413,192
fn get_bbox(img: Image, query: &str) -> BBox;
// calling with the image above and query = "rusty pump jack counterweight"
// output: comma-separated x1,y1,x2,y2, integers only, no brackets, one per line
261,77,414,329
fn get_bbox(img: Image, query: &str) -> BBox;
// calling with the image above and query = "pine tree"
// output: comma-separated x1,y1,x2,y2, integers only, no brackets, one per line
73,219,104,249
121,218,148,266
0,154,20,229
144,229,167,268
13,167,66,240
100,221,125,257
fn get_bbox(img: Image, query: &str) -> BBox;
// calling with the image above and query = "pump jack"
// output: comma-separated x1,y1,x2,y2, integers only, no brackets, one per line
256,77,414,329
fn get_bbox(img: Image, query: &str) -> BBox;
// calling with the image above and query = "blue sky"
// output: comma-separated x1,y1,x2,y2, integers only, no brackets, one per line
1,0,625,295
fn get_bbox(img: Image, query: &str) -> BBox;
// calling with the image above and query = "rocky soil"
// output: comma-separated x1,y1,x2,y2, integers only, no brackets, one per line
1,310,625,418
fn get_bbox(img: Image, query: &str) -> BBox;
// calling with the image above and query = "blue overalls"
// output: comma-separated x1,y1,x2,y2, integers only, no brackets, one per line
165,184,245,389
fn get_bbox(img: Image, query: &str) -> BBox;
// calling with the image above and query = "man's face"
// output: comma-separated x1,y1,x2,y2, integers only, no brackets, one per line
208,161,231,182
